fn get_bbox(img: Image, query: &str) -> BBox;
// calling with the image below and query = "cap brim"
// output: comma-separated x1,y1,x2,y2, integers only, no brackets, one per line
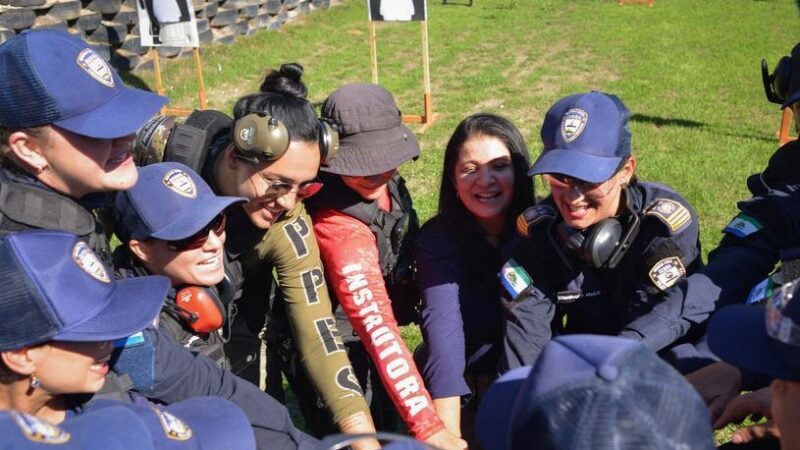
165,397,255,450
708,305,800,381
528,149,622,183
54,275,169,342
54,87,168,139
150,196,244,241
476,366,531,450
322,125,420,176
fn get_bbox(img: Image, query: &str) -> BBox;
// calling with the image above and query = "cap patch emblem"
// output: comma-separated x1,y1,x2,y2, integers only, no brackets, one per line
72,241,110,283
162,169,197,199
648,256,686,291
561,108,589,143
11,411,71,444
76,48,115,88
153,408,193,441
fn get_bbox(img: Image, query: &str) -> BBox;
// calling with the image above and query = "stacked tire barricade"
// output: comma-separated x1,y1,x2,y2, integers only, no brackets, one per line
0,0,334,71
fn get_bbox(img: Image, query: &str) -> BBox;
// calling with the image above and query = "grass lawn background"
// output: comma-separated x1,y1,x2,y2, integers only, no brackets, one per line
125,0,798,443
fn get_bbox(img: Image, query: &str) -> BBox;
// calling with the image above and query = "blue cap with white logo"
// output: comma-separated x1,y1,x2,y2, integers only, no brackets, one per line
0,230,169,351
113,162,245,242
0,30,167,139
86,397,256,450
0,407,155,449
529,91,632,183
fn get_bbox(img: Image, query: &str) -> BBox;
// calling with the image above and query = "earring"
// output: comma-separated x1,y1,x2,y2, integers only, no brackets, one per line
29,373,40,391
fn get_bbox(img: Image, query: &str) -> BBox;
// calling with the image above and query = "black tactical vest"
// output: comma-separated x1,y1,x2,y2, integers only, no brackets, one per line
309,174,421,332
0,169,113,264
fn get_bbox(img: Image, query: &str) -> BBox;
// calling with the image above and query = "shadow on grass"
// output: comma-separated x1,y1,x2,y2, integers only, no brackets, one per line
632,113,777,143
631,113,705,129
442,0,474,6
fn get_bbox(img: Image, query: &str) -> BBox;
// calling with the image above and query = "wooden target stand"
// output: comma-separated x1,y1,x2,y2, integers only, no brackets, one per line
369,20,439,133
150,47,208,115
779,107,797,145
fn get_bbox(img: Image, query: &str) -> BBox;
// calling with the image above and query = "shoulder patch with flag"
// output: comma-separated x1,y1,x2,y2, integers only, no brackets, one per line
499,258,533,301
724,213,763,239
746,276,775,305
645,198,692,235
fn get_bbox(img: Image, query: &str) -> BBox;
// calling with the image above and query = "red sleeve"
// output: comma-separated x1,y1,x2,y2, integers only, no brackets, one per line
313,208,445,440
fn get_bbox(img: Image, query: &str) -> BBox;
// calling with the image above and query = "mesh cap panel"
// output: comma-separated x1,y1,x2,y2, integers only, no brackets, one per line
0,37,60,128
0,242,57,351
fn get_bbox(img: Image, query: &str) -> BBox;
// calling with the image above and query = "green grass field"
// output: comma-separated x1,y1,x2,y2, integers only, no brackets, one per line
125,0,798,444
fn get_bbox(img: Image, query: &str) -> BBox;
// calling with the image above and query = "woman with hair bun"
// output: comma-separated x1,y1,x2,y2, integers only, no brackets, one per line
175,63,378,439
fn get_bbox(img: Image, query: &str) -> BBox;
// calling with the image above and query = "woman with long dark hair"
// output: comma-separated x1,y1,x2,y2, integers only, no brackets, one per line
414,113,535,443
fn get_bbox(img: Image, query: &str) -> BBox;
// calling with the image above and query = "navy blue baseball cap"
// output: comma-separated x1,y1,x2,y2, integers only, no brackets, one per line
0,230,169,351
0,30,167,139
708,280,800,381
0,407,154,449
113,162,245,242
476,335,715,450
529,91,632,183
86,397,256,450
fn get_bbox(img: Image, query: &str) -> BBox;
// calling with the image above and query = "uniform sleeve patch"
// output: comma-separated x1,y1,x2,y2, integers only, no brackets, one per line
499,258,533,300
724,213,763,239
645,199,692,235
516,204,556,238
648,256,686,291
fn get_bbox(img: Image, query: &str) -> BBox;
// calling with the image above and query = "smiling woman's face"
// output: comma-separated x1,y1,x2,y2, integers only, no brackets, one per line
238,140,321,229
452,135,515,234
547,158,636,230
27,341,113,395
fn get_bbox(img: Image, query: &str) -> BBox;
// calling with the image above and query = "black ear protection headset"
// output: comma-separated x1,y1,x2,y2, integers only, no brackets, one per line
231,109,340,166
762,43,800,105
555,186,641,269
762,57,792,105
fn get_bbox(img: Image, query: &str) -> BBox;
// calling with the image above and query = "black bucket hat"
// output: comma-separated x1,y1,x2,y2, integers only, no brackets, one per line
321,83,419,176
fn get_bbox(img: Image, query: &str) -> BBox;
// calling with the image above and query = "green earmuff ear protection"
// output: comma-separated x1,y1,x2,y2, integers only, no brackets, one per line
232,112,291,165
318,118,340,166
232,111,340,166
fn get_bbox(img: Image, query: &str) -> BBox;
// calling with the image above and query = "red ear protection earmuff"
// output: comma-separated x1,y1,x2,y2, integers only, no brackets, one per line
170,286,225,334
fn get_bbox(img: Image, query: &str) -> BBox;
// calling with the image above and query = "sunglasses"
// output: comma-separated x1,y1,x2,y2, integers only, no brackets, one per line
257,173,324,202
547,174,618,199
166,213,227,251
